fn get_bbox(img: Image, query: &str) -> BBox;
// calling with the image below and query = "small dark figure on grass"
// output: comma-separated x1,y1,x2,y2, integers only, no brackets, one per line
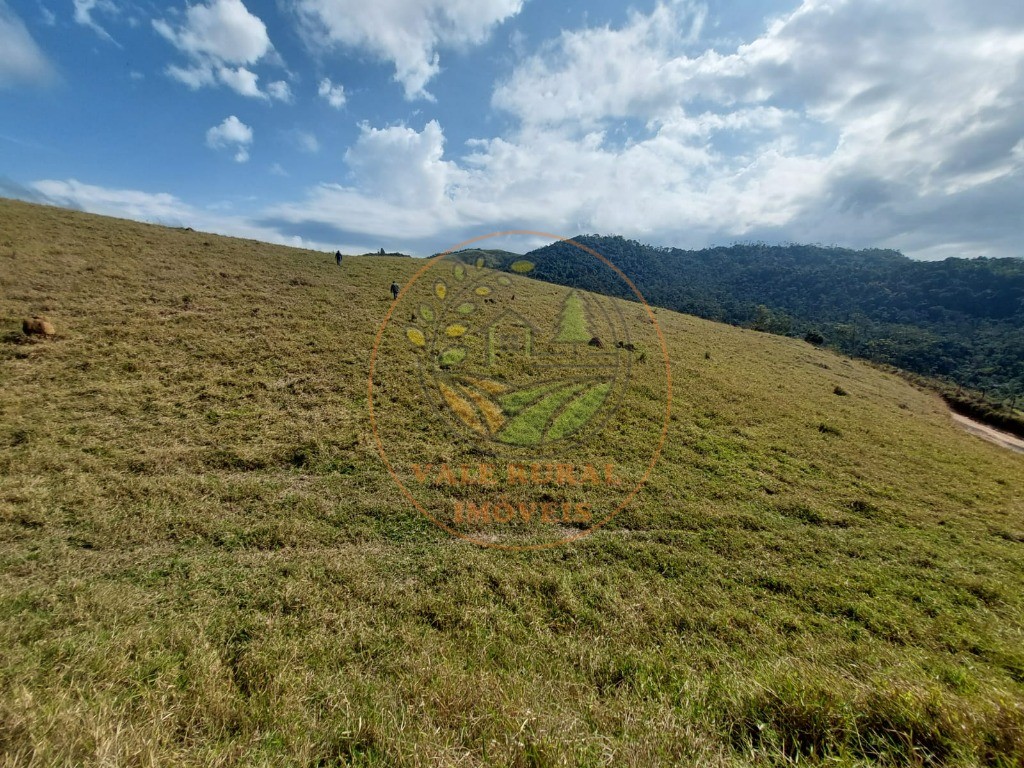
390,281,400,300
335,250,343,266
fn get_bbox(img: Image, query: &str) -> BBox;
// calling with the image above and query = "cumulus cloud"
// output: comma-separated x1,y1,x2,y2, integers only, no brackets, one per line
23,0,1024,260
317,77,345,108
345,120,455,206
484,0,1024,257
263,120,464,241
267,80,292,102
154,0,270,63
492,1,710,127
295,0,524,100
165,63,215,89
253,0,1024,259
215,65,263,98
261,116,827,248
155,0,280,100
0,1,56,87
206,115,253,162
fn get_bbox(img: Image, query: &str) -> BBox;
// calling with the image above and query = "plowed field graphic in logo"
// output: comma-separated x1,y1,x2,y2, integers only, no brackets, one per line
369,232,671,550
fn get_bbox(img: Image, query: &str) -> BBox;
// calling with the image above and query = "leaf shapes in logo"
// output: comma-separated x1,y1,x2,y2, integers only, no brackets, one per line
511,260,534,273
407,328,426,347
438,380,483,433
435,282,447,300
445,324,467,337
436,376,510,435
457,382,505,433
437,378,505,434
419,305,435,322
439,347,466,368
458,375,509,396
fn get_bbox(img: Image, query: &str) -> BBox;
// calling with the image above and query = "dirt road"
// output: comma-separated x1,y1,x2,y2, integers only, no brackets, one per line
951,412,1024,455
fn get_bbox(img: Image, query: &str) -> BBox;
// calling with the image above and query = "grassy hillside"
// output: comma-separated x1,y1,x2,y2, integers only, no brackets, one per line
1,198,1023,766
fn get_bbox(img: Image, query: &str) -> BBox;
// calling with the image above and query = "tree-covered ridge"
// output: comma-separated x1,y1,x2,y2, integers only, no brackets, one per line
465,237,1024,399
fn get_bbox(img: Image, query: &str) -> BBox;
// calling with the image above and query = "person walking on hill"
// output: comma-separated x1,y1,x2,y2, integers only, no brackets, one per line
335,250,343,266
390,281,400,301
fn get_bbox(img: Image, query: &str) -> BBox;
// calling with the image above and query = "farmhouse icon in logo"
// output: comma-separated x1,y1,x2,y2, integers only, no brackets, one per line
369,232,671,550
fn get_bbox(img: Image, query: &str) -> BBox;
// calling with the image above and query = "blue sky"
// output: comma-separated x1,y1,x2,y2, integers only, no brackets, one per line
1,0,1022,259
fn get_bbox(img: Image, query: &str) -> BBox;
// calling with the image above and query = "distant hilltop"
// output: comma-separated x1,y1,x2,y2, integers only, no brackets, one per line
447,235,1024,401
359,248,412,258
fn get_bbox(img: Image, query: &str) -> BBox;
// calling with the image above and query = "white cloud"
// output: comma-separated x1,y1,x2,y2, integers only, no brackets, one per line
166,61,272,99
493,1,710,127
155,0,278,99
259,0,1024,260
28,178,330,248
477,0,1024,257
295,0,524,100
267,80,292,102
206,115,253,162
263,117,828,246
154,0,270,63
0,1,56,87
21,0,1024,260
317,77,345,108
265,120,464,240
167,63,215,89
216,65,262,98
73,0,119,43
345,120,454,206
34,179,196,221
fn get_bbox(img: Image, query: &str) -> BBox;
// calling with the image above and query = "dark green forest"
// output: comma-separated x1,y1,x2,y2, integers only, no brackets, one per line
452,238,1024,402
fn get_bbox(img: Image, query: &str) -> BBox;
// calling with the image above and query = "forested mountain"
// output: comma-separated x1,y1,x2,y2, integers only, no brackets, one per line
456,238,1024,399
